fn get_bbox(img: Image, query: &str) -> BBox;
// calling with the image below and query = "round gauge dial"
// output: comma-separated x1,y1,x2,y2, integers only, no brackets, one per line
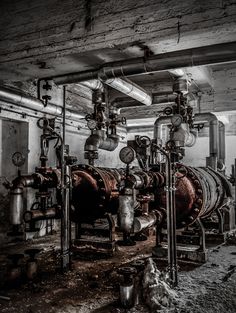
87,119,97,130
12,152,25,167
119,146,136,164
171,114,183,127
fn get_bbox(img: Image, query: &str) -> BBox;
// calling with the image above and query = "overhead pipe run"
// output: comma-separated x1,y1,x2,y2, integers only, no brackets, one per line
0,86,84,122
105,77,152,106
52,41,236,85
79,80,104,91
76,77,152,106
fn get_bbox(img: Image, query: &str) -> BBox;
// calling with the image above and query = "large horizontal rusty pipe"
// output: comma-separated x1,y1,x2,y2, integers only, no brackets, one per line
70,163,231,230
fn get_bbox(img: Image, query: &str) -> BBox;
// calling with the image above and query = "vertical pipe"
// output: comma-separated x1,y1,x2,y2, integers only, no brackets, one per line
171,161,178,286
218,122,225,163
61,86,70,271
235,159,236,224
209,119,219,156
162,149,178,287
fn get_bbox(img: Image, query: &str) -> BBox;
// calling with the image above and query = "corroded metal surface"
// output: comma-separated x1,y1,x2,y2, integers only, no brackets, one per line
70,164,229,229
71,165,122,223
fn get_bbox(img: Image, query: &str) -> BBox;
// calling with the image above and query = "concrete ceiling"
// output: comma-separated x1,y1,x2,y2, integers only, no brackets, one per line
1,0,236,118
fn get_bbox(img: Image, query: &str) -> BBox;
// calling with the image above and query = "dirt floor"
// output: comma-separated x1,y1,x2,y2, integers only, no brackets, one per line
0,233,236,313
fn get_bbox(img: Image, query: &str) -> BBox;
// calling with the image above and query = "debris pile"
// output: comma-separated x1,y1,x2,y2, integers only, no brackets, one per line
143,258,178,312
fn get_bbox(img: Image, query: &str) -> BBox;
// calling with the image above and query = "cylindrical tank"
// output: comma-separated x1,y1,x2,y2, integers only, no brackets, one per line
71,164,123,223
9,188,24,225
157,164,231,228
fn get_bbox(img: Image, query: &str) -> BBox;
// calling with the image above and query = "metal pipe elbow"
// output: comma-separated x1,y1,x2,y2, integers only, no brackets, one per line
99,134,119,151
194,112,218,123
154,116,171,139
185,130,197,147
9,175,37,226
84,134,101,152
11,175,36,189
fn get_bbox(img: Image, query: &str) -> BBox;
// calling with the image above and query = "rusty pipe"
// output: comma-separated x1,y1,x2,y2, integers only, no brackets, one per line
23,207,58,222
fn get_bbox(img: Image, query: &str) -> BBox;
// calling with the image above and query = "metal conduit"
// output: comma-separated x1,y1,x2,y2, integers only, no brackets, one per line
0,86,84,122
53,42,236,85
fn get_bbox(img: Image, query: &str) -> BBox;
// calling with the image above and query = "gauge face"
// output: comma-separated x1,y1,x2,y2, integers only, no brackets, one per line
87,119,97,130
171,114,183,127
12,152,25,167
119,146,136,164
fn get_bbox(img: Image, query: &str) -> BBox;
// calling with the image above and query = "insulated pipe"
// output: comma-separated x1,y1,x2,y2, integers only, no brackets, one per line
168,69,185,78
79,77,152,106
194,113,219,157
105,78,152,106
53,41,236,85
154,117,197,147
218,121,226,164
85,130,119,152
133,212,157,233
154,116,172,141
0,86,84,122
118,189,134,233
10,175,36,226
79,80,104,90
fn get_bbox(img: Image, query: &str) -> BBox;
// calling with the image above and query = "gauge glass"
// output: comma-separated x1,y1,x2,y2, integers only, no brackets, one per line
119,146,136,164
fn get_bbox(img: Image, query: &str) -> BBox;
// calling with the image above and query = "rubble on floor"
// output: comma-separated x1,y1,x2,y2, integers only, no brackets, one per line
0,234,236,313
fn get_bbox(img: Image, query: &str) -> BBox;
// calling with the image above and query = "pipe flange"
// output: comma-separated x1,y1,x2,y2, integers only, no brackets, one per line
175,164,205,228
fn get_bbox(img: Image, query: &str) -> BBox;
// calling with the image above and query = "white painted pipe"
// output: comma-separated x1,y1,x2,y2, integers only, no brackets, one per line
105,77,152,106
79,77,152,106
0,86,84,121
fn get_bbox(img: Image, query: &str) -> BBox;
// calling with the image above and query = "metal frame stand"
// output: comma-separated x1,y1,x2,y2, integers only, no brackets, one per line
61,86,70,271
152,146,178,287
73,213,116,255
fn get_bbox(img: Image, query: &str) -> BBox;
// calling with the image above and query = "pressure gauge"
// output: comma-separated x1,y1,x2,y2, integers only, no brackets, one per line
119,146,136,164
12,152,25,167
87,119,97,130
171,114,183,127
